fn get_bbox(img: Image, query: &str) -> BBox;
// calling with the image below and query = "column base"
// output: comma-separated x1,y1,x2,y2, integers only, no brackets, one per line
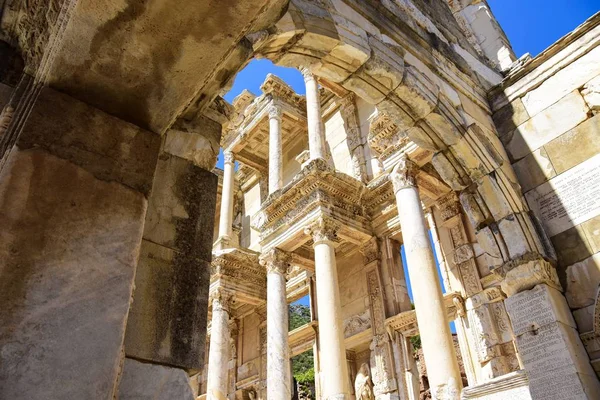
213,236,233,251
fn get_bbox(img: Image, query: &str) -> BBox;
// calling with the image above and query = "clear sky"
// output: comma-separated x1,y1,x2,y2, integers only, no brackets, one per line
488,0,598,57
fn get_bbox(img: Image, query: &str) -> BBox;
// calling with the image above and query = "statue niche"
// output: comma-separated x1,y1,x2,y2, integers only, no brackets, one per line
354,363,375,400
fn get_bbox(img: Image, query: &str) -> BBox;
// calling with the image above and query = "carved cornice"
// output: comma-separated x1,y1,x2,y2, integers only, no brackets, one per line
251,159,368,240
389,155,418,192
436,191,462,223
259,248,291,275
261,74,306,111
211,249,266,289
368,112,410,160
304,217,339,245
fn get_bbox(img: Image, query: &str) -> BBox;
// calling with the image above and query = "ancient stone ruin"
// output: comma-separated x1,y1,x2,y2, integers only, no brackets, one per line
1,1,600,399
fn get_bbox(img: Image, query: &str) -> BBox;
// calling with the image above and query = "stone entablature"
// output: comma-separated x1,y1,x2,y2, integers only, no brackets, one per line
252,158,371,251
211,248,266,306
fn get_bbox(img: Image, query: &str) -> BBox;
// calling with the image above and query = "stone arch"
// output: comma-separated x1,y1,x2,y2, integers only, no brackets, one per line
244,0,555,288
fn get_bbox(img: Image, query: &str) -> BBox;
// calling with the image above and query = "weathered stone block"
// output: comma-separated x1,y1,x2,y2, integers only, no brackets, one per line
565,253,600,310
582,74,600,111
457,91,496,134
582,215,600,254
16,86,161,196
0,147,150,399
476,173,513,221
507,90,589,161
492,97,530,140
551,224,593,268
544,114,600,174
125,155,217,369
573,304,596,333
506,285,600,399
505,285,576,335
118,358,194,400
521,45,600,117
512,147,556,194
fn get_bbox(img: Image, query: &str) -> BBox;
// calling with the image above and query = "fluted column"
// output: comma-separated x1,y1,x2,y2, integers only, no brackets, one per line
301,68,326,161
216,151,235,248
305,218,351,399
206,289,234,400
268,105,283,194
259,248,292,399
390,155,461,400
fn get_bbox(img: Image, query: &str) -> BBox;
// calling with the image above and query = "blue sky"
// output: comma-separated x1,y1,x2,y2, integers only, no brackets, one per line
488,0,598,57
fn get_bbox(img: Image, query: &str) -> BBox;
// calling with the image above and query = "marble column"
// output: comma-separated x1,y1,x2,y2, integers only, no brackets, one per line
268,105,283,194
260,249,292,399
301,68,326,161
206,289,233,400
305,218,351,399
216,151,235,248
390,155,462,399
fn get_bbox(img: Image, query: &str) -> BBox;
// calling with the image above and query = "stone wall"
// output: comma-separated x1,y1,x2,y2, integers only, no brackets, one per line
490,13,600,375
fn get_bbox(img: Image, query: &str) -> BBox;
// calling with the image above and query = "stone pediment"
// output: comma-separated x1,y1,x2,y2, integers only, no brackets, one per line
211,248,266,306
251,158,372,250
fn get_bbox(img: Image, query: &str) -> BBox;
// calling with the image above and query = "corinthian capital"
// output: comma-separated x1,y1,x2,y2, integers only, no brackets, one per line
389,154,418,193
259,248,290,275
224,151,235,165
211,287,234,313
268,104,282,120
300,66,315,82
304,217,339,244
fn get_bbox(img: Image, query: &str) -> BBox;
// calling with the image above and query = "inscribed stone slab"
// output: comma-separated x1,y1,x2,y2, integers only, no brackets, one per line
525,152,600,237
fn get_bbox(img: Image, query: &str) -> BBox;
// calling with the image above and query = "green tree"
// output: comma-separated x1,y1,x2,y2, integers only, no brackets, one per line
289,303,311,331
288,303,315,388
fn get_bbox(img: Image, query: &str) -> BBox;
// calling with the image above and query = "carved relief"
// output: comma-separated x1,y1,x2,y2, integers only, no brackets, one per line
344,311,372,338
0,106,14,138
360,238,380,265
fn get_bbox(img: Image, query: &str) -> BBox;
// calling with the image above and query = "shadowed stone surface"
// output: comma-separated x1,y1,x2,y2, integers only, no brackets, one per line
0,147,149,399
47,0,288,133
118,358,194,400
124,154,218,369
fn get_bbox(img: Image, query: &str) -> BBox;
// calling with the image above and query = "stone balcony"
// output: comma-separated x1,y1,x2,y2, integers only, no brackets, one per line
251,158,372,253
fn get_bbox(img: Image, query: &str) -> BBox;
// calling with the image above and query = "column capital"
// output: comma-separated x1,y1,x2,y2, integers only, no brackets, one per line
223,151,235,165
389,154,418,193
300,66,315,81
210,287,235,313
259,248,290,275
268,104,282,120
304,217,339,245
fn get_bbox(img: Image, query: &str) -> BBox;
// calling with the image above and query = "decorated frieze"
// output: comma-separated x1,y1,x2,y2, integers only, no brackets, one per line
368,112,410,160
251,159,370,245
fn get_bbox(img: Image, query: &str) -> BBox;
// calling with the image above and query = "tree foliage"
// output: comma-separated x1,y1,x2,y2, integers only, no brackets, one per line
288,303,315,380
289,303,311,331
